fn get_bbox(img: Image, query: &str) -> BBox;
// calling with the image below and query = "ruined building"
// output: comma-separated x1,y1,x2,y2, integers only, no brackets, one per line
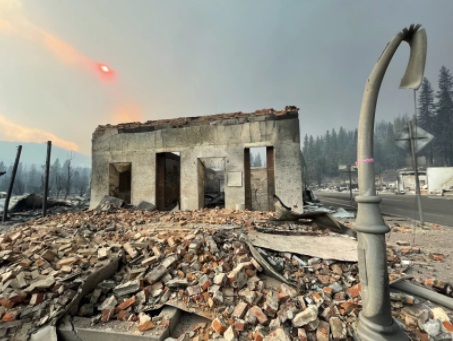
90,107,303,211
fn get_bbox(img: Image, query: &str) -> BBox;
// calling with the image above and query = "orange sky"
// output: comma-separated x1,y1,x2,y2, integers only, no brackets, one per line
0,114,80,151
0,0,142,154
1,1,452,156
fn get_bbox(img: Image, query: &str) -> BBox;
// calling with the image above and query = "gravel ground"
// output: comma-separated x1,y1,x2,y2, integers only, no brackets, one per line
340,216,453,284
386,220,453,284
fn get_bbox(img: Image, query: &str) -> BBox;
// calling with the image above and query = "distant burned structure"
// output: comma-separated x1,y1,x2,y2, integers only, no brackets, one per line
91,107,303,211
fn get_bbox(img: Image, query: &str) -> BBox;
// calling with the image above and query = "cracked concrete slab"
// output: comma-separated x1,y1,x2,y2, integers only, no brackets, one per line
30,326,58,341
66,256,121,316
57,306,181,341
248,231,358,262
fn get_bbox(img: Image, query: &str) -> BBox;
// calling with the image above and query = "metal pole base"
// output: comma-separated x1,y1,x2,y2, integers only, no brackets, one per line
353,313,409,341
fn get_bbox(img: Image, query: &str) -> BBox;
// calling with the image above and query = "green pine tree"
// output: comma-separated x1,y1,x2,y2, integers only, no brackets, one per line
434,66,453,165
417,77,436,165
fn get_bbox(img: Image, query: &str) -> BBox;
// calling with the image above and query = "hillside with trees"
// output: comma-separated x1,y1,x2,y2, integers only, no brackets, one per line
303,65,453,186
0,158,90,199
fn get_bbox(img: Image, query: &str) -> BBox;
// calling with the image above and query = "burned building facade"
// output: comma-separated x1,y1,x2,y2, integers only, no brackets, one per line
90,108,303,212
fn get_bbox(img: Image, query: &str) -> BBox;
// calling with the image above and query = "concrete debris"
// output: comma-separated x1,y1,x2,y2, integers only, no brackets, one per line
331,208,355,219
9,193,71,213
247,232,358,262
135,201,156,211
272,195,357,239
0,208,451,341
95,195,125,211
0,233,120,338
29,325,57,341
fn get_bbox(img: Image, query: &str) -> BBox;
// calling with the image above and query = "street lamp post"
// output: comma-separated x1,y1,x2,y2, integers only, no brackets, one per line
354,25,427,341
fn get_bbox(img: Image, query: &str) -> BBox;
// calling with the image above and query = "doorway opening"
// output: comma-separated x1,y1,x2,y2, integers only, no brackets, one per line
156,152,181,211
198,158,225,208
109,162,132,204
244,147,274,211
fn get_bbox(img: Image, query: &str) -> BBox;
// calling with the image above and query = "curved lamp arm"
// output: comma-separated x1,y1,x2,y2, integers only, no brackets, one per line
357,24,427,197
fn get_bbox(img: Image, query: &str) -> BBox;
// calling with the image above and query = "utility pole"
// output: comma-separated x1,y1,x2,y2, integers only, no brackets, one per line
408,120,424,227
339,164,357,206
2,145,22,223
395,90,433,229
348,165,353,205
43,141,52,217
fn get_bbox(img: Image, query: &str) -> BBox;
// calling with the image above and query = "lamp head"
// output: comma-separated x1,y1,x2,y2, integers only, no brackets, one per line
400,24,427,90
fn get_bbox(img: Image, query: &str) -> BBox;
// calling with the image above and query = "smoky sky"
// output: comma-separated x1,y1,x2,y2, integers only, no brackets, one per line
1,0,452,154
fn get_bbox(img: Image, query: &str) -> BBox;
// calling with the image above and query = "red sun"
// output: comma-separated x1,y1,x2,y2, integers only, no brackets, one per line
99,64,111,73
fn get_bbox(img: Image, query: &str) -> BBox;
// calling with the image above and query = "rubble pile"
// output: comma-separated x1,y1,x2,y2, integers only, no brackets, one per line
387,241,453,301
72,226,364,340
396,303,453,340
77,227,354,330
29,208,276,230
0,219,122,339
0,208,451,340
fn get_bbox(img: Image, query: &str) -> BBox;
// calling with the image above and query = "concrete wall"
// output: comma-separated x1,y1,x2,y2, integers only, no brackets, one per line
91,113,303,212
398,173,427,192
427,167,453,194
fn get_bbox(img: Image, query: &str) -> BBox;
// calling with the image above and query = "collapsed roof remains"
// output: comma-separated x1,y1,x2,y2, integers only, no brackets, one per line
91,107,303,213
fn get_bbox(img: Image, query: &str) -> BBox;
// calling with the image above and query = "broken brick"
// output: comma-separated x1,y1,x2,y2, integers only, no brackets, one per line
442,321,453,332
138,320,155,332
56,257,77,268
117,310,133,321
1,311,17,322
211,317,228,334
346,283,361,299
123,242,138,258
330,316,347,340
186,285,202,297
115,296,137,313
29,293,45,306
297,328,308,341
199,275,212,291
247,306,269,326
315,321,330,341
234,319,246,332
292,306,318,327
430,253,444,262
251,258,263,272
322,286,333,297
145,265,167,284
224,325,237,341
265,326,291,341
263,291,279,317
101,308,115,323
254,326,265,341
0,297,15,309
232,301,248,319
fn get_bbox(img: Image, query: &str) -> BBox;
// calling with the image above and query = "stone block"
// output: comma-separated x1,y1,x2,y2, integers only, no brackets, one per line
292,305,318,328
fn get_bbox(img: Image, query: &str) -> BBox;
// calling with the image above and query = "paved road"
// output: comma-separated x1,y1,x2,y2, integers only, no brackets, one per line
317,192,453,227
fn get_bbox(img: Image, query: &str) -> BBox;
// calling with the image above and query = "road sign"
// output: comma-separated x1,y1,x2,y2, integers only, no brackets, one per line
338,164,358,172
395,124,434,153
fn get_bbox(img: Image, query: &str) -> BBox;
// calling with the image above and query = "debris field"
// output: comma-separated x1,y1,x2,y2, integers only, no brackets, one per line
0,208,452,341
